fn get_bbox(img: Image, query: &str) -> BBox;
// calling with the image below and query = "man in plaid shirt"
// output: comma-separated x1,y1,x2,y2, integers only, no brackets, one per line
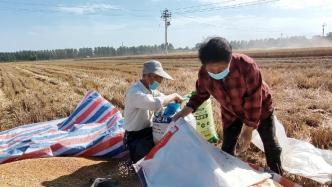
173,37,283,175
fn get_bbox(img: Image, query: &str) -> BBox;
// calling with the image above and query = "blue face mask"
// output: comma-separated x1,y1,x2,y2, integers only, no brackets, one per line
149,81,160,90
208,68,229,80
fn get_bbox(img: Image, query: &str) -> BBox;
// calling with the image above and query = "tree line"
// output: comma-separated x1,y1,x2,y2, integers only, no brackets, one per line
229,34,332,50
0,44,175,62
1,33,332,62
193,34,332,50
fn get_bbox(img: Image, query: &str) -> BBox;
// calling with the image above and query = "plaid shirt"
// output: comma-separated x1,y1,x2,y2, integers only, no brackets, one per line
187,53,273,129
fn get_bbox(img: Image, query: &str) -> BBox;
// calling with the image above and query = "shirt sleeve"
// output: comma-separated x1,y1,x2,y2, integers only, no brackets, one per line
243,62,263,128
153,90,165,97
186,66,210,112
128,92,164,112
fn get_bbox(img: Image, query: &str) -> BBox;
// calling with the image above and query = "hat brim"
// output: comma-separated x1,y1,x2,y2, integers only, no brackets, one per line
154,70,174,80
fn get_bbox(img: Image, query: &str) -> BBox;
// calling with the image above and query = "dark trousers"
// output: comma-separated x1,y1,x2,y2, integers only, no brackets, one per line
221,113,283,175
124,127,155,163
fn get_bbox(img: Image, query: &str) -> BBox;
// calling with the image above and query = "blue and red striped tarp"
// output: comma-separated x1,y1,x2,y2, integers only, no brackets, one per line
0,91,127,164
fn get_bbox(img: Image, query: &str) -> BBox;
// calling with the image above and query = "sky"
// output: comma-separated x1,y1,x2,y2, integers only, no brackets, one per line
0,0,331,52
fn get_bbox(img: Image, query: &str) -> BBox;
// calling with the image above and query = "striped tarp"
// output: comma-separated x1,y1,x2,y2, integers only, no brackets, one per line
0,91,127,164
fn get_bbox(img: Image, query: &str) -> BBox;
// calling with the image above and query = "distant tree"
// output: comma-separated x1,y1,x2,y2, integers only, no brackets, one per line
29,54,37,61
327,32,332,40
78,48,93,58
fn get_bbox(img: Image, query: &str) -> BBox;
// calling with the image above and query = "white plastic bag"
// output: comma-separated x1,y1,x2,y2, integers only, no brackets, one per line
251,116,332,184
135,118,271,187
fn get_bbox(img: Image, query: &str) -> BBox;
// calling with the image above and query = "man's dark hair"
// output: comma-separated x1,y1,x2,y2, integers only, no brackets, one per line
198,37,232,64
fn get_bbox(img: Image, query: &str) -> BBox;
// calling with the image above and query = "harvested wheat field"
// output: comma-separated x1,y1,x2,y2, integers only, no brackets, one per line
0,50,331,187
0,157,139,187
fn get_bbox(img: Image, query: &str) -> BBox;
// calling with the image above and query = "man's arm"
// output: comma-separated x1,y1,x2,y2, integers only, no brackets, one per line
129,92,182,112
173,67,210,121
237,61,263,153
129,92,164,111
161,93,183,105
243,62,263,128
237,125,254,153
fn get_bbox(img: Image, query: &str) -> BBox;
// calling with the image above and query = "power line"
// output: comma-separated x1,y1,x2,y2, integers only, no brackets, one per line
174,0,278,14
173,0,279,15
0,0,278,18
0,0,278,16
173,0,236,11
174,14,282,33
157,0,279,54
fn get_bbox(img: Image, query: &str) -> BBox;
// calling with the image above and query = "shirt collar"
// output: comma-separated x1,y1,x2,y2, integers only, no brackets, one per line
137,80,151,94
229,54,237,74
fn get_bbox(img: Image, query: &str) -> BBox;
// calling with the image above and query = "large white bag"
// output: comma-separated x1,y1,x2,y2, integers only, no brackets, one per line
251,116,332,184
135,118,271,187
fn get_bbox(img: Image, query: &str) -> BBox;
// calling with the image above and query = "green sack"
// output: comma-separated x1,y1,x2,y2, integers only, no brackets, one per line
182,92,219,143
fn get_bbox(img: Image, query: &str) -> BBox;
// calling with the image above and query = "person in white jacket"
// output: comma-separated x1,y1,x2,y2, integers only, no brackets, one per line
123,60,182,163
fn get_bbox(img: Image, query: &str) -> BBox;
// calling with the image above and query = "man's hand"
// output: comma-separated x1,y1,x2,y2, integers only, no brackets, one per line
172,106,194,122
237,126,254,154
162,93,183,106
172,93,183,103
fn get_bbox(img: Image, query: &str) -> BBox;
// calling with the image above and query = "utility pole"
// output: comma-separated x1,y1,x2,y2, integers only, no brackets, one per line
322,23,327,37
161,9,171,54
